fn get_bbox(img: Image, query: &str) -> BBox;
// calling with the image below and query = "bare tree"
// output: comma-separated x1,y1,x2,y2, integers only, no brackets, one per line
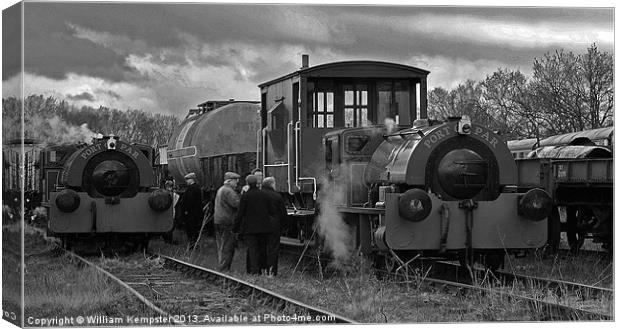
480,69,543,140
531,43,613,134
580,44,614,128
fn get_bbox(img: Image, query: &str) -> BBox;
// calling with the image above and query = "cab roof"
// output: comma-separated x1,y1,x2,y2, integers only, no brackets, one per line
258,60,430,88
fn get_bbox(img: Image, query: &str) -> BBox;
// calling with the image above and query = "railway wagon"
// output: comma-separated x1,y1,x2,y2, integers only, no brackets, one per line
2,139,43,218
165,99,260,195
513,148,613,251
507,126,614,158
259,55,551,268
46,136,173,249
507,128,614,251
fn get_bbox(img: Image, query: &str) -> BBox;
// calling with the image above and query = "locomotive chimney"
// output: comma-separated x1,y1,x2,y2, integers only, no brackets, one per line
301,54,309,68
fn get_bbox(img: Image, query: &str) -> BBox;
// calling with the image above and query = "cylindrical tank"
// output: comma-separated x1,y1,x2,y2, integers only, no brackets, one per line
166,101,260,187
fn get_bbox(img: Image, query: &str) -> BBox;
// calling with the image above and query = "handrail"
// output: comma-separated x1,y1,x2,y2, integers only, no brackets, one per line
287,122,293,195
294,120,317,200
261,128,266,175
298,177,317,200
295,120,301,187
256,128,261,169
264,163,289,167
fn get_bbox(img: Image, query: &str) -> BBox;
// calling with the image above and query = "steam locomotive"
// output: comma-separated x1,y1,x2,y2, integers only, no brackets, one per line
168,56,553,268
44,136,173,250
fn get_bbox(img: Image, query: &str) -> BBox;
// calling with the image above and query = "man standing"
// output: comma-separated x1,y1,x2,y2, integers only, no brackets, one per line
163,180,180,244
240,169,264,272
234,175,271,274
242,168,263,194
180,173,202,246
214,171,240,271
261,177,287,276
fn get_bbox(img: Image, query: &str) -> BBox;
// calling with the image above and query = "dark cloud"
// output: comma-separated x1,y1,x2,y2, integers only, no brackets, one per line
4,2,612,116
2,3,22,80
22,5,130,82
66,91,95,102
17,3,613,84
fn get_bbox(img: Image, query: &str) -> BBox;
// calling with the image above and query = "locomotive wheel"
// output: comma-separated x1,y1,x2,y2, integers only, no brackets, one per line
565,206,585,252
480,252,504,271
382,254,398,273
546,207,561,253
373,254,398,279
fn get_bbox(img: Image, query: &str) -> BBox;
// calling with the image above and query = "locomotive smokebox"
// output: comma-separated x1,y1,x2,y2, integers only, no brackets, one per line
437,149,487,199
92,160,130,197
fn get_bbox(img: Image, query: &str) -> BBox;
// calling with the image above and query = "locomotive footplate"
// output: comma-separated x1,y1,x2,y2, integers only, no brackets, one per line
283,208,316,245
336,206,385,215
287,209,315,217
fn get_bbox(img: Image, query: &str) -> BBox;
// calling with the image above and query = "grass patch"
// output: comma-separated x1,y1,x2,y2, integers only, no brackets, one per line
23,230,157,320
150,236,602,322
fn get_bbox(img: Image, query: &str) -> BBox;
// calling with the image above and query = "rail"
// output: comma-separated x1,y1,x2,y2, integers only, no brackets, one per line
431,260,613,301
411,259,613,321
26,226,179,324
159,255,357,323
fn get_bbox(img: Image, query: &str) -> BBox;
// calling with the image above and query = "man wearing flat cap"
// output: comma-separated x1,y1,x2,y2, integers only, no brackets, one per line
180,172,202,246
214,171,241,271
234,174,274,275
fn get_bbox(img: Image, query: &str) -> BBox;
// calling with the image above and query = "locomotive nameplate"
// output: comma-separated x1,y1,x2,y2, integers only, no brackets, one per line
422,125,499,150
62,140,154,188
395,123,517,186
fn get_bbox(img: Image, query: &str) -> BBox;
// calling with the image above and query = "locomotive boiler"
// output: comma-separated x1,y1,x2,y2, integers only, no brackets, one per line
166,100,260,191
47,136,173,249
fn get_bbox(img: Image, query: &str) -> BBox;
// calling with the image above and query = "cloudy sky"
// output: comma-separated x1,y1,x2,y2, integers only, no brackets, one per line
2,1,614,117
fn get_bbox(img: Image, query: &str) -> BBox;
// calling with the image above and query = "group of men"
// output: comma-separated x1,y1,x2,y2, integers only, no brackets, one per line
173,169,286,276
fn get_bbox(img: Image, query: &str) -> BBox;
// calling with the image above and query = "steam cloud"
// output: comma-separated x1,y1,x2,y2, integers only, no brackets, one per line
30,115,96,145
315,170,354,265
31,206,47,222
384,118,397,134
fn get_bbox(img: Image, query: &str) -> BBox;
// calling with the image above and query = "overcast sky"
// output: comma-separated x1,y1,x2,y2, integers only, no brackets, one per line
1,1,614,117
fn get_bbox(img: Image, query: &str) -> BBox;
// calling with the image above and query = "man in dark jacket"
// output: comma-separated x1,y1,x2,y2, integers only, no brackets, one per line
234,175,273,275
261,177,287,276
180,173,202,246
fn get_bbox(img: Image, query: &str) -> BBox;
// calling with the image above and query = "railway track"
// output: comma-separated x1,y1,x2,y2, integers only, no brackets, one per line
26,226,356,324
424,260,613,300
285,246,612,321
71,253,356,325
385,258,613,321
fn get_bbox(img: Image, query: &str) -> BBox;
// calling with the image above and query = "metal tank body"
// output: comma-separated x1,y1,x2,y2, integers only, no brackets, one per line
167,101,260,187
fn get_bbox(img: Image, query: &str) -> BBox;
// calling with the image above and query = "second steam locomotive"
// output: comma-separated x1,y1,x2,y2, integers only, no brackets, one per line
45,136,173,249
